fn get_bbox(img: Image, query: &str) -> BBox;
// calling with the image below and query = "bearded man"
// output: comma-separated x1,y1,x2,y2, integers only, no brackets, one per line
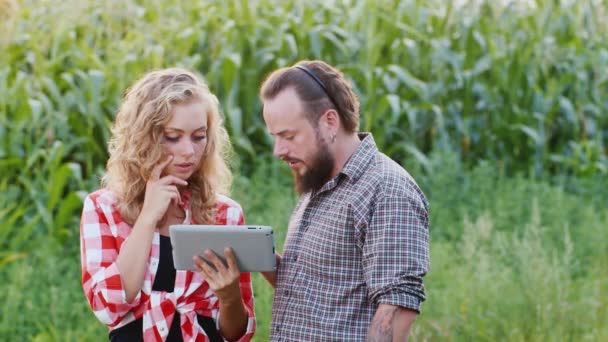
260,60,430,342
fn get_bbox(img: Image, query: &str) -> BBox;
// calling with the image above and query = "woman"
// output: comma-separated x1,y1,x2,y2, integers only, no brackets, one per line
80,68,255,341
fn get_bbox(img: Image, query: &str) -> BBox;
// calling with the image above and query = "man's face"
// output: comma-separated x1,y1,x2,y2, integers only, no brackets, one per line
263,87,335,194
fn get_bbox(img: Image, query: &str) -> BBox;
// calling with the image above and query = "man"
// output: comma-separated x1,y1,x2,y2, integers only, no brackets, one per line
260,60,430,341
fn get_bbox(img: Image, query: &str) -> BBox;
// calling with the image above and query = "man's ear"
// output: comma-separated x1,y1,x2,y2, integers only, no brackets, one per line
321,108,340,132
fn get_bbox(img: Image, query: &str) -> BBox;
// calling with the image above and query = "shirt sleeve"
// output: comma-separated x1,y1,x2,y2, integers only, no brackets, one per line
216,204,257,341
80,194,142,327
362,191,430,313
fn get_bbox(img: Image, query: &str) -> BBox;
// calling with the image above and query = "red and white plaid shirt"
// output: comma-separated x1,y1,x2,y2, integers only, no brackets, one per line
80,189,256,341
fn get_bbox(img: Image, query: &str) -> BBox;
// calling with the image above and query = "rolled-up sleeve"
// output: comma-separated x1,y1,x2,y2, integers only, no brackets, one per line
363,191,430,313
80,194,141,327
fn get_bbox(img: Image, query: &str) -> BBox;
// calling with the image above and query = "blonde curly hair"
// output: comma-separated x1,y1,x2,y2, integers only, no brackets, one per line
102,68,233,225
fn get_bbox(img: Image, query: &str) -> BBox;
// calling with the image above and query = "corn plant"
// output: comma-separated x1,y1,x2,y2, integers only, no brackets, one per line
1,0,607,272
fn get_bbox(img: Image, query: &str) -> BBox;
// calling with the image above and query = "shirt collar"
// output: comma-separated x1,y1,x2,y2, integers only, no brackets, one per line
339,132,377,182
311,133,377,197
179,188,192,224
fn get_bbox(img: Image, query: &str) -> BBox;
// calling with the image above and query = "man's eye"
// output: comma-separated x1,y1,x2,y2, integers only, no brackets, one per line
285,135,294,141
164,136,179,142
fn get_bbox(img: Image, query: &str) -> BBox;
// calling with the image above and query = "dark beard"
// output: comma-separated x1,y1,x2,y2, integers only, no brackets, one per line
294,140,335,195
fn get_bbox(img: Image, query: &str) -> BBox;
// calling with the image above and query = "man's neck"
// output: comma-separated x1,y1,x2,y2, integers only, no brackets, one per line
331,133,361,178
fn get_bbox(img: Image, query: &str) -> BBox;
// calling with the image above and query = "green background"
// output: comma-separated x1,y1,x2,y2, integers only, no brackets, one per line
1,0,606,341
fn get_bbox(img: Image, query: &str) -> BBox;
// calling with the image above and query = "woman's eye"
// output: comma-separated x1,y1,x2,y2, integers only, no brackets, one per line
194,135,207,141
286,135,294,141
164,136,179,142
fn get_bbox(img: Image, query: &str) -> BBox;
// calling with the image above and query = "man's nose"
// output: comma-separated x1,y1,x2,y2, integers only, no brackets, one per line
273,139,287,158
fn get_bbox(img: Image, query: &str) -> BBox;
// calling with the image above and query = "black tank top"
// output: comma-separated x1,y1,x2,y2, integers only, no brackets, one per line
109,235,223,342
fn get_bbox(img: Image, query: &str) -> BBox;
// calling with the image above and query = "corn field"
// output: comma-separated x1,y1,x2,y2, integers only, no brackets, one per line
1,0,607,340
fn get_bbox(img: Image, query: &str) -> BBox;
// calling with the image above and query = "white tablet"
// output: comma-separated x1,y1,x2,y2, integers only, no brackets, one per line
169,224,276,272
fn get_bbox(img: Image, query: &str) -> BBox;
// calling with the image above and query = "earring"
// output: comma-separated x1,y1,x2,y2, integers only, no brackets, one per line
331,134,336,143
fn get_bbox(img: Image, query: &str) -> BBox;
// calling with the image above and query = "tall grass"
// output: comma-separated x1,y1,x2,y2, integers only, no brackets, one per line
412,156,608,341
1,156,606,341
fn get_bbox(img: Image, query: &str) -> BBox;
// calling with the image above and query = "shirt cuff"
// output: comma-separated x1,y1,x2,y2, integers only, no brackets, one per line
376,289,423,313
215,300,256,341
96,262,142,307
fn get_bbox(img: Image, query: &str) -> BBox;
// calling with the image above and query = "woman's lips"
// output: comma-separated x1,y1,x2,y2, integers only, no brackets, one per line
175,163,193,172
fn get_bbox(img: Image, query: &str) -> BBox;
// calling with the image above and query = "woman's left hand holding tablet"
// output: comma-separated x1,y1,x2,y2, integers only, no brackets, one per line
193,248,242,303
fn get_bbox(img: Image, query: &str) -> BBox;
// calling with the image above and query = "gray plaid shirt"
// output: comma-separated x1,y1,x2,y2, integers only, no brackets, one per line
270,133,430,341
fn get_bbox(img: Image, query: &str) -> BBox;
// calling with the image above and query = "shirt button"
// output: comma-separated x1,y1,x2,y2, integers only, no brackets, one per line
160,326,166,332
284,289,290,296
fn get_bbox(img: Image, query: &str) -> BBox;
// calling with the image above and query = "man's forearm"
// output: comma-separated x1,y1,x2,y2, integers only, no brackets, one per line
367,304,417,342
262,253,281,288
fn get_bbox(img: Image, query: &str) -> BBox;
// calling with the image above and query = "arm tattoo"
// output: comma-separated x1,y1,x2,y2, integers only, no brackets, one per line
367,306,398,342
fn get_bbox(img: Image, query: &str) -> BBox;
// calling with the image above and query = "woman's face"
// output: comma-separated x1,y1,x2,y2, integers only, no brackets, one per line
161,100,209,180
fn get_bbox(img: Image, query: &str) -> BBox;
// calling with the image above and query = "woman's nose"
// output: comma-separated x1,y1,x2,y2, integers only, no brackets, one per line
180,141,195,157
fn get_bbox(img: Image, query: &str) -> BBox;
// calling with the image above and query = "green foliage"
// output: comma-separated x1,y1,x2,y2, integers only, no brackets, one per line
1,0,607,253
0,246,104,340
1,0,607,340
1,157,606,341
2,0,607,180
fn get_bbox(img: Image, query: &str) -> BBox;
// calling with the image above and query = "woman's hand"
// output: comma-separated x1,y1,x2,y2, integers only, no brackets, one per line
117,155,187,303
140,155,188,225
195,248,249,340
194,248,242,304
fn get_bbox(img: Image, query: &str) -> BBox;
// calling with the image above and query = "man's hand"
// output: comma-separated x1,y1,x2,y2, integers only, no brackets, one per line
261,253,281,288
367,304,417,342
